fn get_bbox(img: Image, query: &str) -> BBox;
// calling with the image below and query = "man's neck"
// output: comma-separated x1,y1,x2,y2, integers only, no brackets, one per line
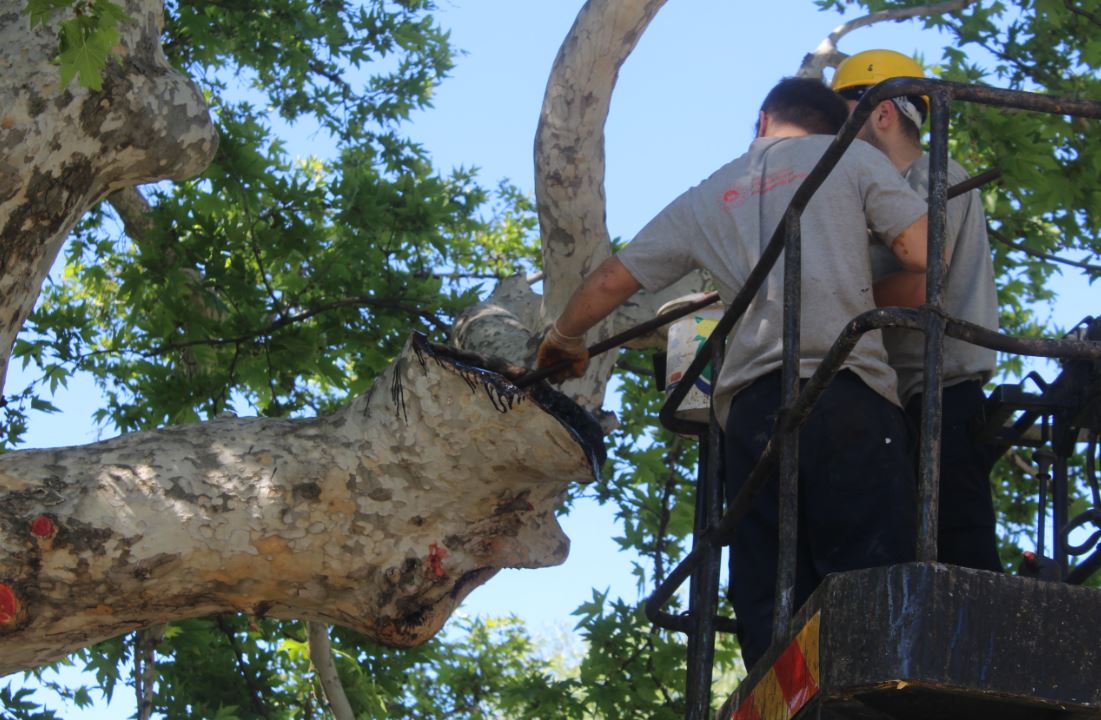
888,140,924,173
762,121,809,138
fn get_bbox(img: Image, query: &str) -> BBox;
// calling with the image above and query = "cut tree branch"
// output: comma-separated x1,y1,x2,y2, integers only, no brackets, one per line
0,336,602,674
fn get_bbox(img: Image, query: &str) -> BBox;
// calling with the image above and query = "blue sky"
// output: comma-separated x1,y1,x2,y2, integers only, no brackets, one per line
7,0,1098,716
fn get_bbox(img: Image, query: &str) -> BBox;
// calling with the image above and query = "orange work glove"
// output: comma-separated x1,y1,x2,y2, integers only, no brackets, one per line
536,322,589,383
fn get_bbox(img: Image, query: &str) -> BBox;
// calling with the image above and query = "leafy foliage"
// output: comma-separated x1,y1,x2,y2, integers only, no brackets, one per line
4,0,1101,718
24,0,131,90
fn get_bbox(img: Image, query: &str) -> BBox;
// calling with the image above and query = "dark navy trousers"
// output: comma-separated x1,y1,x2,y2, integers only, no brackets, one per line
724,370,918,671
906,380,1003,573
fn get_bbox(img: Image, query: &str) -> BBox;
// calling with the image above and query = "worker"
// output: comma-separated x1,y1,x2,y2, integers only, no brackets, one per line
832,50,1004,573
536,77,931,670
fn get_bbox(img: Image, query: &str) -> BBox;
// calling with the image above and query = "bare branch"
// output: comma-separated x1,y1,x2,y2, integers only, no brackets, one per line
134,624,163,720
988,227,1101,274
307,622,356,720
107,187,155,241
797,0,982,78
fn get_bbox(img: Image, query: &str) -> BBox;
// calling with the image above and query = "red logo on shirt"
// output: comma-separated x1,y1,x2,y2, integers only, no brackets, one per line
721,168,809,209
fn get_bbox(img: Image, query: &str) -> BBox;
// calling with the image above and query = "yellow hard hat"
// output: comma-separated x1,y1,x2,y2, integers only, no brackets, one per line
832,49,928,121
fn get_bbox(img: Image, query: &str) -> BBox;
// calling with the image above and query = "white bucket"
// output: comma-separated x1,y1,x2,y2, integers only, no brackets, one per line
658,294,724,424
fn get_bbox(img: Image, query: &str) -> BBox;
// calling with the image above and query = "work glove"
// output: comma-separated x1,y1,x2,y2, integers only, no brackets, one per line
536,322,589,384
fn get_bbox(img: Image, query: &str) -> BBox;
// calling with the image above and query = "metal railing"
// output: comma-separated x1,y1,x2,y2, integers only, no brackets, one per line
643,77,1101,720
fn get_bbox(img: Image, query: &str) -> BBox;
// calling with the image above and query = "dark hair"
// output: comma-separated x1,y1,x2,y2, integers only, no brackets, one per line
758,77,849,135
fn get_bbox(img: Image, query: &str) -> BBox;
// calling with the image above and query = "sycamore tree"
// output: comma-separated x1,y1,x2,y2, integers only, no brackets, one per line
1,0,1100,719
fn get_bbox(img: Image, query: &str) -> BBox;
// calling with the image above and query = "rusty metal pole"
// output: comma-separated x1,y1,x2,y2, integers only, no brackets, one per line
916,90,952,562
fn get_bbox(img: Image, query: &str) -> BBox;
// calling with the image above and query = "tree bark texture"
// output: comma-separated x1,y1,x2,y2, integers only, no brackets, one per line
0,336,603,674
0,0,217,397
457,0,707,413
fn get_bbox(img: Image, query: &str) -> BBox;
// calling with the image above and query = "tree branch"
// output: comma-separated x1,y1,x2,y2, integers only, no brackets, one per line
307,622,355,720
1063,0,1101,31
797,0,981,78
988,227,1101,274
216,615,272,719
107,187,155,241
134,624,163,720
129,296,449,357
0,336,600,674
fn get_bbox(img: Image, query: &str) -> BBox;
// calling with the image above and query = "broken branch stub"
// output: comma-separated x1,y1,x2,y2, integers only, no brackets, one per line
0,335,603,675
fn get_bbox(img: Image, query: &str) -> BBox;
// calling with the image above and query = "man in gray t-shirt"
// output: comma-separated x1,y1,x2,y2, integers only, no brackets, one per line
834,49,1003,573
536,78,930,670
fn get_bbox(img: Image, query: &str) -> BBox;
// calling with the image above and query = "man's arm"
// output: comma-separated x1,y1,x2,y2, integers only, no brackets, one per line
889,215,929,272
873,270,925,307
555,256,642,336
536,255,642,381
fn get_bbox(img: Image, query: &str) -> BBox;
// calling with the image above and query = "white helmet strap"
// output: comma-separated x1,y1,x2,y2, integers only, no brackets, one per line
892,96,924,129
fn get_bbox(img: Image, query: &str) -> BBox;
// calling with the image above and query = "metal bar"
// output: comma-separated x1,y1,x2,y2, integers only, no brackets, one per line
646,305,1101,619
1035,446,1053,558
864,77,1101,120
647,308,922,619
684,340,726,720
1066,547,1101,585
1054,453,1070,579
945,166,1001,196
916,90,951,562
773,208,801,643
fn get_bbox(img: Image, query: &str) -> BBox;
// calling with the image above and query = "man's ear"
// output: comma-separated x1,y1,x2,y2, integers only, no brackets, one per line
757,111,768,138
873,100,895,130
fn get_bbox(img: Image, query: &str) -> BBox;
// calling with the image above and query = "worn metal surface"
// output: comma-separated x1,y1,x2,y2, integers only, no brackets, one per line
718,564,1101,719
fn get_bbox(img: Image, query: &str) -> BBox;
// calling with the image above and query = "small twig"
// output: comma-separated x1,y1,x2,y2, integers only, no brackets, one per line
988,227,1101,274
652,436,685,586
215,616,272,719
798,0,980,77
307,622,355,720
1063,0,1101,30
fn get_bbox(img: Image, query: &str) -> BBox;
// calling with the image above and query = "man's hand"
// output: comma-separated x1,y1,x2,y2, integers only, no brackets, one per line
536,322,589,383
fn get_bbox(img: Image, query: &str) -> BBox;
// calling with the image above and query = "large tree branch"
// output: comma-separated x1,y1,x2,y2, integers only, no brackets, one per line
0,0,217,398
797,0,982,78
0,336,602,674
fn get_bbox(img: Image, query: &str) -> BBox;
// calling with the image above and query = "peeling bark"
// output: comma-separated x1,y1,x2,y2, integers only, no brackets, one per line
0,336,602,674
0,0,217,397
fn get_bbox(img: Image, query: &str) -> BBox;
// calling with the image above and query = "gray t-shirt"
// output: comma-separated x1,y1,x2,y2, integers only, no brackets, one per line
870,154,998,402
618,135,929,428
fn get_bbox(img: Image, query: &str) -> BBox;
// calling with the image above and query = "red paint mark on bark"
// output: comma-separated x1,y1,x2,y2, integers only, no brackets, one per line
30,515,57,539
428,543,447,578
0,584,18,625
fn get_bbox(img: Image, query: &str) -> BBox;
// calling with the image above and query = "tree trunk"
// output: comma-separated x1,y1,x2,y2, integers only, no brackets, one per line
455,0,707,413
0,336,602,674
0,0,217,398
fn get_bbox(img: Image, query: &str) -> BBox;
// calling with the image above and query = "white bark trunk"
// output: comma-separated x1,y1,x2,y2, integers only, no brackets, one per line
0,0,217,397
455,0,709,412
0,336,601,674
